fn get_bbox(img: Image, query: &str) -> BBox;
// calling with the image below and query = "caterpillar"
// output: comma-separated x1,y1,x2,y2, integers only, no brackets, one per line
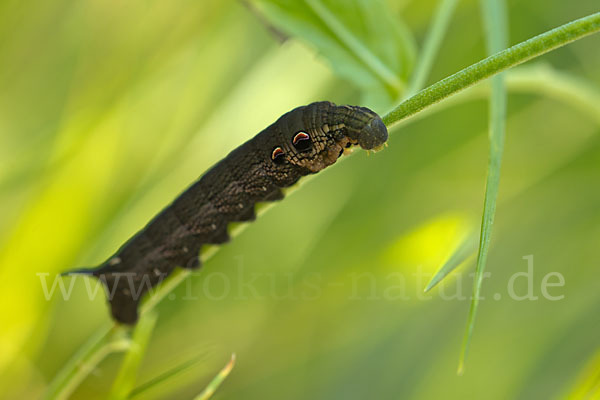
65,101,388,324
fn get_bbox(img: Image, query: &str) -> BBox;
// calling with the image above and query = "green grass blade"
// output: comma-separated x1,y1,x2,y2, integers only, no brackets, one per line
194,354,236,400
129,352,209,398
457,0,508,375
425,233,477,292
107,312,158,400
406,0,460,97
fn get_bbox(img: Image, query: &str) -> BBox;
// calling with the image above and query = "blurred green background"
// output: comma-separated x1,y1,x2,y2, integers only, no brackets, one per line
1,0,599,399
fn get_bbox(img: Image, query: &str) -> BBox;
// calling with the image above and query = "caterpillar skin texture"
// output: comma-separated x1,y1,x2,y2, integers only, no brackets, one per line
67,101,388,324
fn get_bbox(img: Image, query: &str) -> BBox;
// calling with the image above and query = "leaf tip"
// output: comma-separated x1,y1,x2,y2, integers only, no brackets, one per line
424,278,437,293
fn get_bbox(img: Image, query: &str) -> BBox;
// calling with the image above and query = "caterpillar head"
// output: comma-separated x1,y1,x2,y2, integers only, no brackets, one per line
338,105,388,151
269,102,388,175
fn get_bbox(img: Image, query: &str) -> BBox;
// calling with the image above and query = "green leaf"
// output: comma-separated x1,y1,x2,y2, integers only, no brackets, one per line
458,0,508,375
107,312,158,400
194,354,236,400
129,352,209,398
425,232,477,292
253,0,416,109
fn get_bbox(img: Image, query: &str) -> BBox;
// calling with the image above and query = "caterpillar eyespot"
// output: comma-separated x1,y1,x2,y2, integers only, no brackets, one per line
64,101,388,324
271,146,285,163
292,132,311,152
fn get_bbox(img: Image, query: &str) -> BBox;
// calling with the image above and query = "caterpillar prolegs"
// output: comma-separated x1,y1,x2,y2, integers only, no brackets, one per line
65,101,388,324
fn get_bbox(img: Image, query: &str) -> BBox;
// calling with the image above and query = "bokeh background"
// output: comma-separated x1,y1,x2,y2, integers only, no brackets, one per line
1,0,599,399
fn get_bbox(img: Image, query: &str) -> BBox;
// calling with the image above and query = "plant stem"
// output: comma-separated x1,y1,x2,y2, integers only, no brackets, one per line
383,12,600,126
108,312,158,400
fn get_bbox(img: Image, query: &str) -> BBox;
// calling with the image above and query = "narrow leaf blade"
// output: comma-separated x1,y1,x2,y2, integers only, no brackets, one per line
194,354,236,400
129,352,209,399
458,0,508,374
425,233,477,292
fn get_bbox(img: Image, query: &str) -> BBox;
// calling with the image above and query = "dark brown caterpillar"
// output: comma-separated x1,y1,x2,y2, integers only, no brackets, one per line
66,101,388,324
